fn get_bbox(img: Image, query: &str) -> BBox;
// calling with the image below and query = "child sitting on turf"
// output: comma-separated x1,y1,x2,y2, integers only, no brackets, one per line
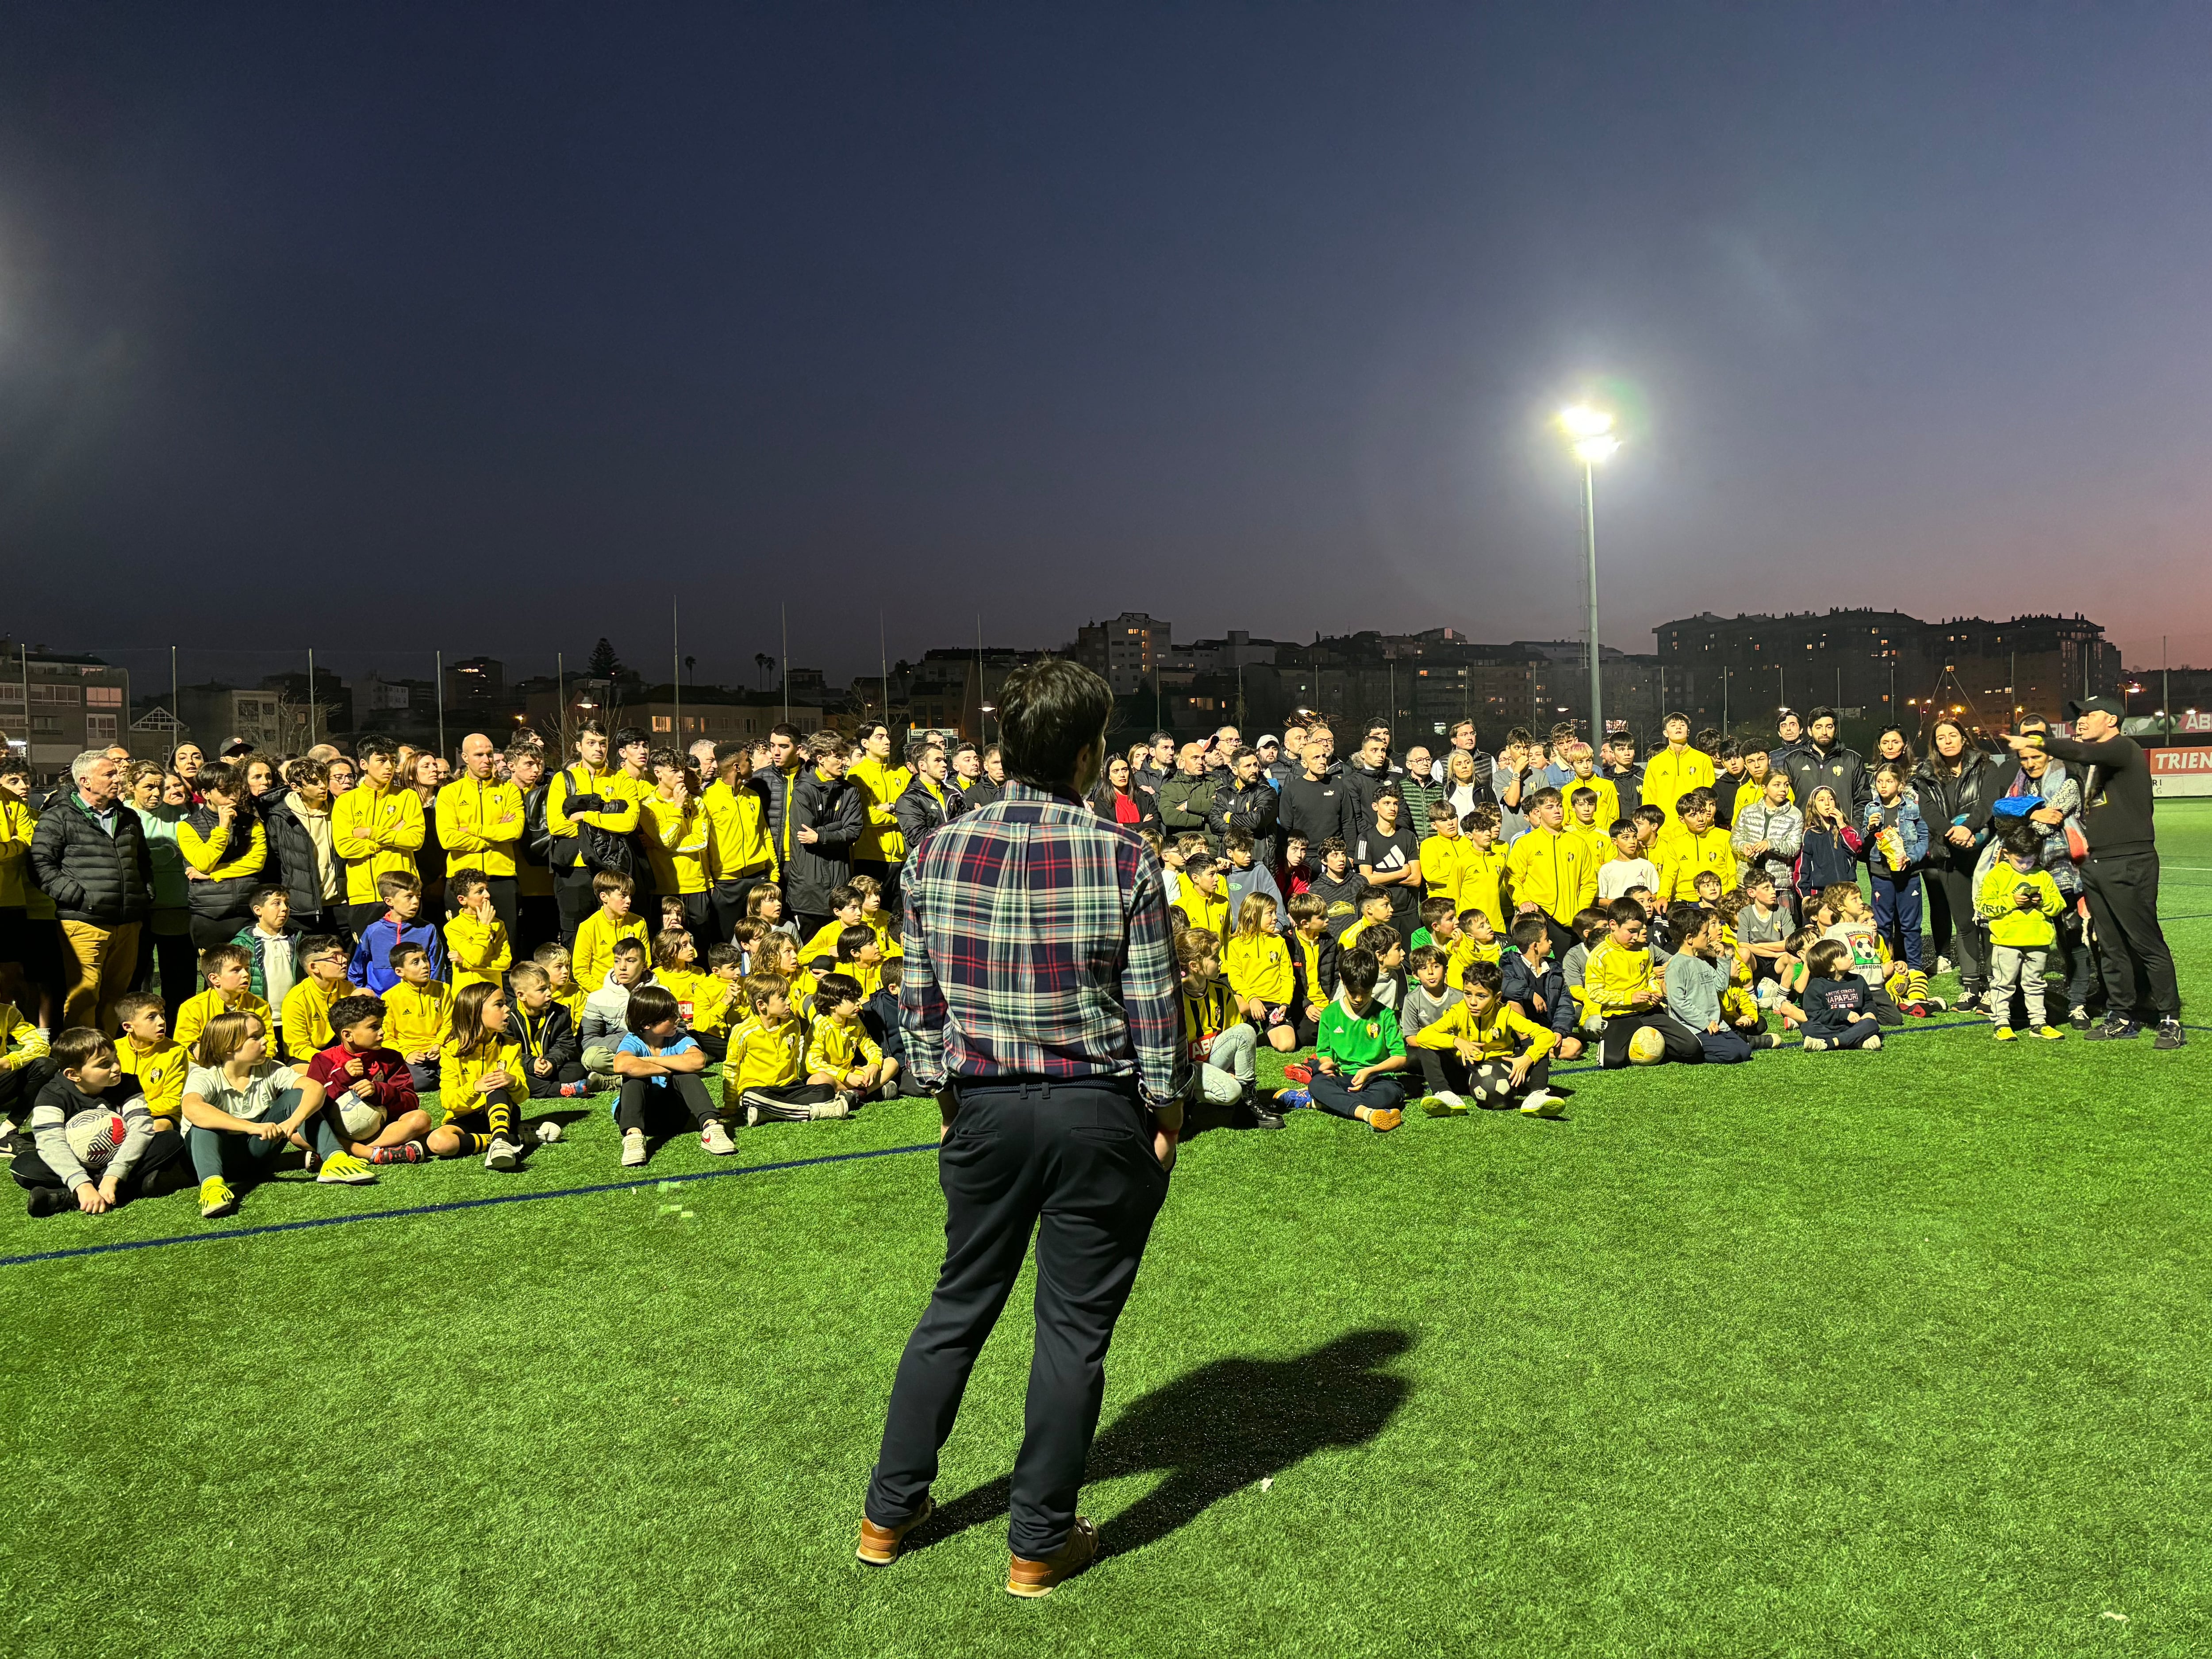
1175,928,1261,1122
382,942,455,1094
12,1026,186,1217
175,943,275,1055
573,869,649,995
834,924,885,998
1223,891,1299,1053
1733,869,1795,992
507,961,589,1098
728,972,843,1126
303,993,433,1164
1816,883,1912,1024
428,981,530,1170
1559,906,1611,1036
1410,959,1567,1117
1585,898,1702,1070
279,936,357,1064
1306,836,1363,940
1401,943,1462,1041
112,991,189,1132
1787,939,1884,1052
443,869,512,991
1336,883,1394,956
688,942,745,1062
1445,907,1500,985
349,870,442,994
1662,904,1777,1064
1275,946,1406,1132
581,936,653,1086
744,880,800,944
181,1012,330,1218
861,960,904,1076
801,885,867,972
651,928,706,1023
1976,824,2067,1042
614,982,730,1167
1501,914,1584,1061
534,941,588,1030
804,971,902,1108
1286,892,1337,1046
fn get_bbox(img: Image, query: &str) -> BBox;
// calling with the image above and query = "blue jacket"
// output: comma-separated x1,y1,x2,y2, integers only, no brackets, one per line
1859,796,1929,876
349,910,446,993
1501,950,1576,1038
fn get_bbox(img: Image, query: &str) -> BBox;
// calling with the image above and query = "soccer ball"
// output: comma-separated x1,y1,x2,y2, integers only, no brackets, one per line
63,1109,128,1173
1627,1026,1667,1066
337,1094,387,1141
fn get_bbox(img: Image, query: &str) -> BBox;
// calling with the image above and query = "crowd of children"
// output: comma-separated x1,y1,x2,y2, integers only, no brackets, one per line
0,697,2141,1214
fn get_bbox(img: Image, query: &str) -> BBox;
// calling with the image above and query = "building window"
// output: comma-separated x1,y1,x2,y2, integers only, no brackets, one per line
30,683,79,704
30,714,61,734
86,686,123,707
86,714,118,745
652,715,672,733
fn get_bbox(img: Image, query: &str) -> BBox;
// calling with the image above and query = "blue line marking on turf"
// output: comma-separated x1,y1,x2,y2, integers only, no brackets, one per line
3,1013,2196,1268
0,1141,941,1269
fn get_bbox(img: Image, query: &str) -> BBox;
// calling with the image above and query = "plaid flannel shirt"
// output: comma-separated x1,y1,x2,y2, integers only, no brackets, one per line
899,781,1188,1111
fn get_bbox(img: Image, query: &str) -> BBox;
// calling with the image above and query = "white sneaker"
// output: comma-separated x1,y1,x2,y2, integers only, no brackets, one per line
1863,1035,1883,1050
1801,1037,1829,1052
1518,1090,1565,1118
1432,1089,1466,1113
1935,955,1952,975
741,1092,811,1126
699,1119,737,1155
810,1096,853,1121
534,1121,564,1144
620,1128,649,1167
484,1136,523,1171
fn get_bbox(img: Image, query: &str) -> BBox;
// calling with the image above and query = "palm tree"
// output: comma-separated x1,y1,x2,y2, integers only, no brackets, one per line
755,652,774,691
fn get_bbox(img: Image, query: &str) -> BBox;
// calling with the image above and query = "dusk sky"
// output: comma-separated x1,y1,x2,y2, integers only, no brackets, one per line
4,4,2209,695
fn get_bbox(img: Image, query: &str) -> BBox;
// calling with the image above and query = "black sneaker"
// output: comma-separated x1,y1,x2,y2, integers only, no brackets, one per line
26,1187,70,1217
1953,991,1983,1014
2154,1018,2186,1051
2070,1008,2093,1032
2086,1015,2141,1041
1751,1033,1780,1050
1249,1106,1286,1131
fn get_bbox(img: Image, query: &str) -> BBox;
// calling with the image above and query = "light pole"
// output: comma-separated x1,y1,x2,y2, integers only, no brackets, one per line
1559,405,1620,744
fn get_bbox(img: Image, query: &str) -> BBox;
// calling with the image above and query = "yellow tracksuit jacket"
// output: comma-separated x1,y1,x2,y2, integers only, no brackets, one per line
728,1014,808,1091
702,780,776,882
117,1037,190,1121
175,989,273,1055
383,979,454,1058
572,910,648,997
439,1036,525,1115
1410,998,1557,1062
642,791,712,896
330,781,426,906
1223,932,1295,1005
1503,827,1597,926
436,776,526,879
444,911,512,991
1582,939,1661,1018
1640,748,1717,826
280,976,355,1063
545,764,641,867
0,798,35,908
1655,826,1736,905
846,758,911,867
806,1015,884,1084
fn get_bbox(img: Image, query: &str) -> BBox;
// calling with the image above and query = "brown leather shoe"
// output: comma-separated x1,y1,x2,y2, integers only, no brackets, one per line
1006,1516,1098,1598
855,1496,934,1566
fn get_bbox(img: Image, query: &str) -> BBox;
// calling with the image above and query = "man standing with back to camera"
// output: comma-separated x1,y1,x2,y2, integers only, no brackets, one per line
856,657,1188,1599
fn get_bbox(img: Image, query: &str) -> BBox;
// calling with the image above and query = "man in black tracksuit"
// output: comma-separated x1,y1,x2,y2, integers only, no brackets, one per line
2005,699,2181,1048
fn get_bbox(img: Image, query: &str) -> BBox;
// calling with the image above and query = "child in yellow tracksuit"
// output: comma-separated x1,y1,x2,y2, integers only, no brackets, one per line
573,870,648,995
443,870,512,992
382,945,455,1094
1223,891,1298,1053
174,945,274,1056
112,992,189,1128
427,982,529,1168
805,971,900,1102
1653,788,1736,905
1976,826,2068,1040
1409,958,1565,1116
727,972,837,1125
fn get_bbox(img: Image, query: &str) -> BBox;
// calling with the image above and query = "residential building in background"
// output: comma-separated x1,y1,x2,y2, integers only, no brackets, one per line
0,649,130,772
1068,612,1171,695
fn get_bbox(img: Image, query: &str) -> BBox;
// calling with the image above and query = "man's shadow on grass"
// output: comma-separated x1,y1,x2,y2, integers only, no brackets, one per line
915,1325,1414,1558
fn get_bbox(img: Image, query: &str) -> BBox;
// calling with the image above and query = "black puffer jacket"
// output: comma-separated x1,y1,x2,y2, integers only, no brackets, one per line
784,766,866,916
29,791,153,926
261,797,329,915
1913,749,2002,867
895,773,961,850
1206,777,1281,868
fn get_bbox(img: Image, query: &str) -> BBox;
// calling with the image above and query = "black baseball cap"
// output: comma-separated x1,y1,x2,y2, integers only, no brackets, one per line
2065,695,2124,721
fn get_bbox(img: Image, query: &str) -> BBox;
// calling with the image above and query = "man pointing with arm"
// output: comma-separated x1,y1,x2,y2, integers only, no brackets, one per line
858,657,1188,1598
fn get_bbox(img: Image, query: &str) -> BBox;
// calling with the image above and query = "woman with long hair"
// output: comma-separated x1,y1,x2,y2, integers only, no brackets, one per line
1089,753,1160,830
1913,718,1997,1010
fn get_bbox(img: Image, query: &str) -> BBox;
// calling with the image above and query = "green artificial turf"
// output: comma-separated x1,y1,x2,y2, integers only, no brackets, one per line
4,804,2209,1658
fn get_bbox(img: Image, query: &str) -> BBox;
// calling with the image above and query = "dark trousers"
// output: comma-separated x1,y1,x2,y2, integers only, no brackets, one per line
517,893,560,960
1924,860,1986,991
525,1059,588,1098
708,875,771,946
1308,1070,1407,1118
669,890,712,938
866,1077,1169,1559
1810,1016,1882,1049
1600,1008,1704,1069
853,858,901,914
2054,911,2098,1015
1870,871,1924,972
554,867,597,948
189,906,257,950
349,900,389,937
2081,849,2180,1019
1697,1027,1755,1064
12,1122,185,1202
0,1056,56,1124
1413,1047,1551,1103
616,1073,716,1135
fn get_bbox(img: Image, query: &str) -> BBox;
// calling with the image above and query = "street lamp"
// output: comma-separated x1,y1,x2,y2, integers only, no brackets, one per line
1558,404,1621,743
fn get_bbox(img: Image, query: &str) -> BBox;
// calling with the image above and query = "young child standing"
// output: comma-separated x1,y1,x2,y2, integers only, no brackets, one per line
1863,763,1932,1007
1455,807,1508,933
1409,959,1566,1116
1274,947,1406,1132
613,982,731,1166
1976,825,2067,1041
1596,818,1660,905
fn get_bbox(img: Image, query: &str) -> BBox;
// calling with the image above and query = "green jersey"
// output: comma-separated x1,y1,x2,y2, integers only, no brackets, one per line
1316,999,1405,1070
